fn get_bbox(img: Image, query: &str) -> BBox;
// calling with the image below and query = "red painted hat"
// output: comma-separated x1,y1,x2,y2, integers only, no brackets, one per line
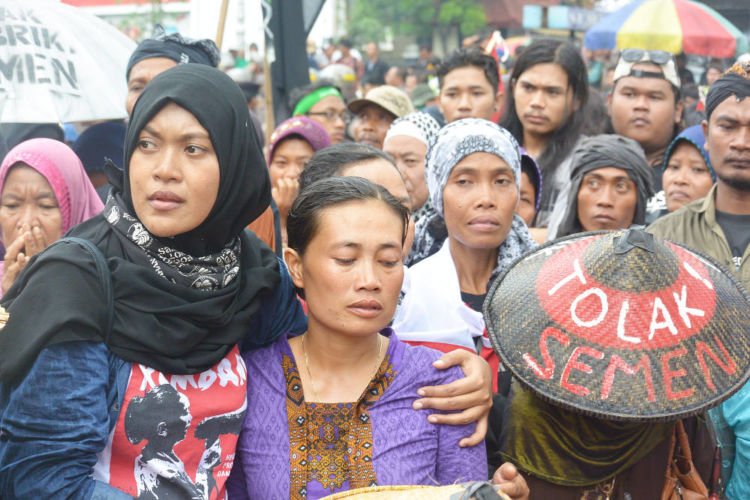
485,229,750,422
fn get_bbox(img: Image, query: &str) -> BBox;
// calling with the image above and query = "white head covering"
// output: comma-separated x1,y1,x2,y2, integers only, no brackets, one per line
384,111,441,148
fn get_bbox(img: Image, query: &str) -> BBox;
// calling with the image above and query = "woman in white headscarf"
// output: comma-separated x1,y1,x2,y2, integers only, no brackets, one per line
393,118,536,387
383,112,440,223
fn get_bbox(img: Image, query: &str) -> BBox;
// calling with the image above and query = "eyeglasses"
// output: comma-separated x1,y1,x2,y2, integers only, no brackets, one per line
306,110,352,123
620,49,673,66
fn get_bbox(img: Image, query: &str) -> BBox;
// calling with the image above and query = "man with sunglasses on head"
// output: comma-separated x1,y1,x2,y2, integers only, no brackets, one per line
608,49,684,190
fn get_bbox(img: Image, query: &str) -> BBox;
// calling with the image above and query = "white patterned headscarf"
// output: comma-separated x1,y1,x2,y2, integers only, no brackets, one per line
427,118,521,217
384,112,442,223
384,111,441,148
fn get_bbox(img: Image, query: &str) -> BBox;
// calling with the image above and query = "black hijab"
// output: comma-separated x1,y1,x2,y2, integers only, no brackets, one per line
123,64,271,255
557,134,655,238
0,65,279,381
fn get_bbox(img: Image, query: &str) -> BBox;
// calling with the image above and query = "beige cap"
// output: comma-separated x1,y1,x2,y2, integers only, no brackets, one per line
613,50,681,89
348,85,415,119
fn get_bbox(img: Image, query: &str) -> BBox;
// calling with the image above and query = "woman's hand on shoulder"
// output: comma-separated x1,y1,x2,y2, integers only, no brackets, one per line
492,462,530,500
413,349,492,447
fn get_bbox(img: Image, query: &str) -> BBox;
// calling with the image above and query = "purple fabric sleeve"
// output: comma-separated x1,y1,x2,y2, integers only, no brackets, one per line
370,339,486,485
225,448,249,499
436,409,488,483
234,332,487,497
233,339,290,497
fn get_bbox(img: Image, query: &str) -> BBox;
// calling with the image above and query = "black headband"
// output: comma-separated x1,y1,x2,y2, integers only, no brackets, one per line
627,69,667,80
126,27,220,79
705,73,750,120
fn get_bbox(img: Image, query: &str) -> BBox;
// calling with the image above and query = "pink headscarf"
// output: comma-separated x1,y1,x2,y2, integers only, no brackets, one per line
0,138,104,235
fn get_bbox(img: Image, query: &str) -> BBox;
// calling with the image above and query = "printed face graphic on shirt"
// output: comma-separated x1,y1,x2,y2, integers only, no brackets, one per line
94,346,247,499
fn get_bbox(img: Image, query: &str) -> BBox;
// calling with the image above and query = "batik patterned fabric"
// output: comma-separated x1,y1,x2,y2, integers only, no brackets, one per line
229,331,486,499
284,353,393,498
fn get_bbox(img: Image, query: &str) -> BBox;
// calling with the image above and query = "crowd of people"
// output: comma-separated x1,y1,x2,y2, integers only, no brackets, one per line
0,20,749,500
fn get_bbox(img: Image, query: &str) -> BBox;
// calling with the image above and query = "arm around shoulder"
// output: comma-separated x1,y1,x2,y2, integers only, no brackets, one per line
432,361,488,483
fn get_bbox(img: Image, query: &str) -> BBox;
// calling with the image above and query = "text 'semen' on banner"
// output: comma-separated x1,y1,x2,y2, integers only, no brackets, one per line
0,7,80,96
485,229,750,422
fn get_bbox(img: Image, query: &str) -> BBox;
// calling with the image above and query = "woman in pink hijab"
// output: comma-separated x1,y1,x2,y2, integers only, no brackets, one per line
0,138,103,294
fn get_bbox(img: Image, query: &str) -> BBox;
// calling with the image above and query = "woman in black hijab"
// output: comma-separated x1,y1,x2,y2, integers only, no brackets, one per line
0,66,508,499
0,65,306,498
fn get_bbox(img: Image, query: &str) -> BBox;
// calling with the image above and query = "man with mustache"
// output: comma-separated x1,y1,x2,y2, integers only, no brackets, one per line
648,64,750,291
648,63,750,499
348,85,414,150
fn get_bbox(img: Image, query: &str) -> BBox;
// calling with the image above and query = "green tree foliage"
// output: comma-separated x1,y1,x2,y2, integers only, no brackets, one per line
348,0,486,45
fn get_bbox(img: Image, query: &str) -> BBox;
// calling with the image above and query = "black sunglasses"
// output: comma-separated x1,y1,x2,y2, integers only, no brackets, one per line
620,49,673,65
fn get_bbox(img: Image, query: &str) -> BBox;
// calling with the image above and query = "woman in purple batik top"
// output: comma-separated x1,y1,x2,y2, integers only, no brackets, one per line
227,176,487,499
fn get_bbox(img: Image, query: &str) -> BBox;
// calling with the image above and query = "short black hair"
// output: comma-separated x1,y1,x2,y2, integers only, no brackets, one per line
437,48,499,93
681,82,699,100
287,176,409,257
581,88,609,136
299,142,397,191
388,65,409,82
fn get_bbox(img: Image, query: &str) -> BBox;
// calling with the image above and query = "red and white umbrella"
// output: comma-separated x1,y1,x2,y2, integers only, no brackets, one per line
585,0,749,59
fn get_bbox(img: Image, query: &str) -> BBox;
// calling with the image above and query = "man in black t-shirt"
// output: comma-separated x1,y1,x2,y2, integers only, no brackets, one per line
362,42,390,91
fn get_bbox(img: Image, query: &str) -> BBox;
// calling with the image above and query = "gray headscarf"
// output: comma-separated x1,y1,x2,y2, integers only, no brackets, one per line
408,119,535,273
556,134,655,238
427,118,521,217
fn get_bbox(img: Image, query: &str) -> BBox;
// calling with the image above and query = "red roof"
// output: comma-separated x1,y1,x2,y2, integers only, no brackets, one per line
483,0,561,28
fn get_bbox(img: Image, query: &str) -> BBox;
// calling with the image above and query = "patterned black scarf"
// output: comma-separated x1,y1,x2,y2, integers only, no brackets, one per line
103,195,241,291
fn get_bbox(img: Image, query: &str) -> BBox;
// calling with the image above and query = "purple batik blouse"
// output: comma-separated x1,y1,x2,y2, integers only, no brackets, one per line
226,328,486,499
